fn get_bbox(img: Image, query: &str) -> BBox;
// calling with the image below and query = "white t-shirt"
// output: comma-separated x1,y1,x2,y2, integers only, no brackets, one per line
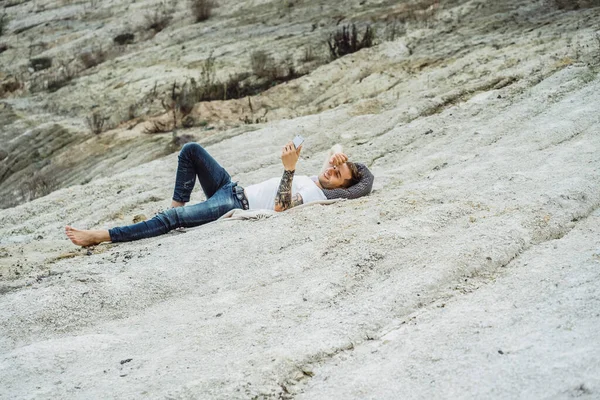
245,175,326,210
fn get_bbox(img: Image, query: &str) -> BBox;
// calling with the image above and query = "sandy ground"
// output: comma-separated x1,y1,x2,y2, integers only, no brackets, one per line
1,0,600,399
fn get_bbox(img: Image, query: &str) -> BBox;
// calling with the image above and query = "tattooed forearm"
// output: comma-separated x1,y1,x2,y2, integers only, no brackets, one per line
275,170,294,211
291,193,303,208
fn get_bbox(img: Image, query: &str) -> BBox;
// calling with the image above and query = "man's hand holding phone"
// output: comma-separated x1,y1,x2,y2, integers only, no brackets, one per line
281,141,302,171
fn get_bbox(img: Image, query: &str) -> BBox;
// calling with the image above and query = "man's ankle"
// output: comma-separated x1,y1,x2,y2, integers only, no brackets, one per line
171,200,185,208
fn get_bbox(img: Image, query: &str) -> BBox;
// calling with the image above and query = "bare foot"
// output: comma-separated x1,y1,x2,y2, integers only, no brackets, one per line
65,226,111,247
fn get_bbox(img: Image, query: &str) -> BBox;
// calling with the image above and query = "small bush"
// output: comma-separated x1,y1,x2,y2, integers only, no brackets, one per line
0,75,22,97
0,13,9,36
199,51,216,91
250,50,299,82
144,2,174,33
178,79,199,115
114,33,135,45
195,51,255,101
198,72,250,101
327,23,375,60
552,0,600,10
190,0,215,22
86,111,110,134
30,57,53,71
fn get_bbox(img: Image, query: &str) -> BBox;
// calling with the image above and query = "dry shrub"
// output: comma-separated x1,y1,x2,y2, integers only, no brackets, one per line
190,0,215,22
251,50,299,82
0,76,22,97
240,97,267,124
114,33,135,45
196,51,256,101
86,110,110,134
199,73,250,101
552,0,600,9
141,50,307,131
30,57,52,71
144,2,174,33
327,24,375,60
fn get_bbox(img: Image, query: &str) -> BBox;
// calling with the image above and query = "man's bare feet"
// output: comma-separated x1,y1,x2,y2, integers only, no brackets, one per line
65,226,111,247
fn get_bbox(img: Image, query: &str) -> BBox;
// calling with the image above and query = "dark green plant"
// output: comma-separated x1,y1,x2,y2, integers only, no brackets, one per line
327,23,375,60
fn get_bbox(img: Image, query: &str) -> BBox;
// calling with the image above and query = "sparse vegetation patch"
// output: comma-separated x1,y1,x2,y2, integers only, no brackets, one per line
190,0,215,22
114,33,135,46
327,24,375,60
0,76,22,97
551,0,600,10
30,57,52,72
144,2,175,34
86,110,110,134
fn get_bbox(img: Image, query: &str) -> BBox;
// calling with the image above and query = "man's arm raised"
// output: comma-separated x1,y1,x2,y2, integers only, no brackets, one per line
274,142,303,212
321,144,345,173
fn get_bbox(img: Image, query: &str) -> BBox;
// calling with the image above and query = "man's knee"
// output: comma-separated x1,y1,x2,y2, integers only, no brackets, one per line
180,142,201,157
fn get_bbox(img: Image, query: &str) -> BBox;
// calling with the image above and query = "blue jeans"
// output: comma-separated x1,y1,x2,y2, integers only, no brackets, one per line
108,143,243,242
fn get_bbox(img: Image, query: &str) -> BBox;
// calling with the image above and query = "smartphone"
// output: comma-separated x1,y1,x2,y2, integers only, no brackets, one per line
293,134,304,149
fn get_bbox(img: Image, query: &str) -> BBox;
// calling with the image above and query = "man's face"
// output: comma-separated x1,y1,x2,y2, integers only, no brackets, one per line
318,163,353,189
